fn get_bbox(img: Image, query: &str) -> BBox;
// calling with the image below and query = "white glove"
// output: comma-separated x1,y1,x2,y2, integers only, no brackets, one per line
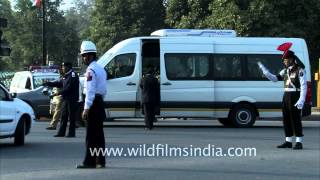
294,100,304,110
257,61,267,74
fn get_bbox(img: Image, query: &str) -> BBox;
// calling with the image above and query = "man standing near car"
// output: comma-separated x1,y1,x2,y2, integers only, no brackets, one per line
76,41,107,169
44,62,79,137
257,43,307,150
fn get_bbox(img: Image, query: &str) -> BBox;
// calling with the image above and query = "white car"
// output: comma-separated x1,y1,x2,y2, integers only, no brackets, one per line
0,82,35,146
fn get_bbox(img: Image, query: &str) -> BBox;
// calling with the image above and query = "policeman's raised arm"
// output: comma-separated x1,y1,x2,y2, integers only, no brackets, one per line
43,79,62,88
257,61,278,82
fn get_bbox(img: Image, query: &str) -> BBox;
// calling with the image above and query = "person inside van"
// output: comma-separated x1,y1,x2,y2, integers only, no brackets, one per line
176,61,192,78
114,59,131,78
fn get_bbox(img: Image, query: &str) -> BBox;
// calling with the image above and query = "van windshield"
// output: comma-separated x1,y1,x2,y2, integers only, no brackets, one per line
33,75,59,89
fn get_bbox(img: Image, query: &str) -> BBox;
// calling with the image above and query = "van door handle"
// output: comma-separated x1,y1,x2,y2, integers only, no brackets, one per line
126,82,136,86
162,82,172,86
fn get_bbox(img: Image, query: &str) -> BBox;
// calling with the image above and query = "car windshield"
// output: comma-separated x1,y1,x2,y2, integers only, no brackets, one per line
33,75,59,89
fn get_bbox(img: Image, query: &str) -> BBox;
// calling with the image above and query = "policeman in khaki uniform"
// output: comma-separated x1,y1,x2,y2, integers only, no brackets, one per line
258,43,307,150
77,41,107,169
47,87,62,130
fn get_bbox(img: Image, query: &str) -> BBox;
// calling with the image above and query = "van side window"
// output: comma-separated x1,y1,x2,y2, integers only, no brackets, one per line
213,54,242,80
165,53,210,80
105,53,136,79
246,54,283,80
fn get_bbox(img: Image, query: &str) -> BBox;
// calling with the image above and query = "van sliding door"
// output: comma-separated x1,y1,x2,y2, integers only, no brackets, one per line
160,39,214,118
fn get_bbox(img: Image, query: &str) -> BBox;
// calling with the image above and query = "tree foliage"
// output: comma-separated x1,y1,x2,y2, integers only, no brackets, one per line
166,0,320,72
89,0,166,56
1,0,319,72
0,0,80,70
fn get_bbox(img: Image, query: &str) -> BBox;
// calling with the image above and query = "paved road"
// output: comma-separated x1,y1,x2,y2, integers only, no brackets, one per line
1,119,319,180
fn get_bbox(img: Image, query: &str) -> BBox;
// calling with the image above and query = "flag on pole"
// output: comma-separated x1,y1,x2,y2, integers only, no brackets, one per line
32,0,42,8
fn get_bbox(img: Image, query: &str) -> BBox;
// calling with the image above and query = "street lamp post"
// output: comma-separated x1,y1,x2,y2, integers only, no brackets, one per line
42,0,46,66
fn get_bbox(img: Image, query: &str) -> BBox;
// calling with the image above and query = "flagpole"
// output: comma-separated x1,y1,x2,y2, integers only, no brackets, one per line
42,0,46,65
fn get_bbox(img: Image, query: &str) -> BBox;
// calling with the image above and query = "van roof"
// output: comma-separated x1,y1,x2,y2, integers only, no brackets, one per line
151,29,237,37
14,71,59,77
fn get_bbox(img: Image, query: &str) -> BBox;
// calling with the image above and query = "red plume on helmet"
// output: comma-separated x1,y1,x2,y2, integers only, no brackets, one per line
277,42,293,59
277,42,292,51
277,42,305,68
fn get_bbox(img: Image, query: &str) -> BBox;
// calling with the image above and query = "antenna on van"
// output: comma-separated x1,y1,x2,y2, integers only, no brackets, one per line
150,29,237,37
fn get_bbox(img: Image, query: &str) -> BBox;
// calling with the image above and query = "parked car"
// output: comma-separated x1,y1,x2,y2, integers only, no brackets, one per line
0,82,35,146
9,67,60,119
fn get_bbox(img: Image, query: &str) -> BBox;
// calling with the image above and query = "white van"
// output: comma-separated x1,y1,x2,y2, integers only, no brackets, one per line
95,29,312,127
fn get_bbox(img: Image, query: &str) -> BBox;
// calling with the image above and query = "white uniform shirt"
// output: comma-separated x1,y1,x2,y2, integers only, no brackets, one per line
84,61,107,110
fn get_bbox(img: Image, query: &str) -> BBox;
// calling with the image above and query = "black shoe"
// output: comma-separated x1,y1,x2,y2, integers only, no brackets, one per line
65,135,75,138
46,126,56,130
54,134,65,137
76,164,105,169
293,142,303,150
277,141,292,148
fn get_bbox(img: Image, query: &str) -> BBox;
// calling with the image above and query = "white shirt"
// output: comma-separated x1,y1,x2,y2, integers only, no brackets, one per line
84,61,107,110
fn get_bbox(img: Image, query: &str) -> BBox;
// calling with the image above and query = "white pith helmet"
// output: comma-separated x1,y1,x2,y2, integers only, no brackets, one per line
80,41,97,55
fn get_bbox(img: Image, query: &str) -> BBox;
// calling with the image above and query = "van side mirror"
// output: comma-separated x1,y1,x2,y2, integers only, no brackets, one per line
11,92,17,98
42,87,50,96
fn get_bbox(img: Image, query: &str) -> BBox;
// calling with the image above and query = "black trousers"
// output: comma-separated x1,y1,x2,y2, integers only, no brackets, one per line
282,92,303,137
143,103,155,129
83,96,106,166
57,100,77,136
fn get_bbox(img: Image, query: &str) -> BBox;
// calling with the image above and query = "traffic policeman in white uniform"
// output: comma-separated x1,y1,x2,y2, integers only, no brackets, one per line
258,47,307,150
77,41,107,168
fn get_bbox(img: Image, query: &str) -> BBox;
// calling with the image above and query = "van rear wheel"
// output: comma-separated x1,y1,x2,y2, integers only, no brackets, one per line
228,104,256,128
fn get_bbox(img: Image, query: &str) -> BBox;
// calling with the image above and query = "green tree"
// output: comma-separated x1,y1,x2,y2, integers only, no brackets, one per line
165,0,320,73
90,0,166,56
204,0,320,72
0,0,14,70
2,0,80,70
65,0,95,40
166,0,211,28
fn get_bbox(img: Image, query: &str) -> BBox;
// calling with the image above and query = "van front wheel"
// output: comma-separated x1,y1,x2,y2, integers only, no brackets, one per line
229,104,256,128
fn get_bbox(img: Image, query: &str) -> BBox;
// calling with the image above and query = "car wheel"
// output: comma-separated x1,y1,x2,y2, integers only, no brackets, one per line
228,103,256,128
218,118,234,127
14,117,26,146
